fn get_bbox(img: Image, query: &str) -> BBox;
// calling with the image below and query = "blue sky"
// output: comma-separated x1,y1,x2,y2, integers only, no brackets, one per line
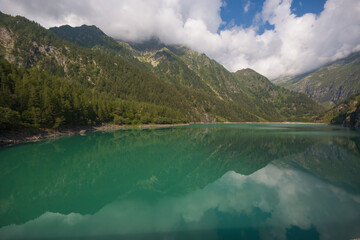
220,0,327,33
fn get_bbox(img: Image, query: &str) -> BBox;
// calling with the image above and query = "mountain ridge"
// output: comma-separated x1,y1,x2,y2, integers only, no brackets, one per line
273,52,360,108
120,38,324,121
0,11,324,131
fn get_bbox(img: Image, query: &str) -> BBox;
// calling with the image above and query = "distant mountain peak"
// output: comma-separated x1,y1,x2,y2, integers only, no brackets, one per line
51,24,105,34
128,37,166,52
273,51,360,107
49,24,115,49
235,68,260,76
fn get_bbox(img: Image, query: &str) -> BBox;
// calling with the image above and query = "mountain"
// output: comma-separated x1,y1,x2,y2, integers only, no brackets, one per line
122,39,324,121
321,93,360,127
0,12,323,131
273,52,360,108
0,13,192,129
49,24,138,64
233,69,322,120
50,24,119,49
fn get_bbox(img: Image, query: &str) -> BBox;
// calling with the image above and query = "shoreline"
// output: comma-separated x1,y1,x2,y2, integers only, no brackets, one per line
0,121,328,147
241,122,327,125
192,121,327,125
0,123,189,147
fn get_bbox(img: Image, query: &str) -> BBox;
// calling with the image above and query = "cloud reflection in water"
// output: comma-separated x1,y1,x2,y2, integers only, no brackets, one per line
1,163,359,240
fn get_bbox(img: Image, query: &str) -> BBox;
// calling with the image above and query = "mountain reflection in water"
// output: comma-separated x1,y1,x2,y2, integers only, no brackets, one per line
0,123,359,239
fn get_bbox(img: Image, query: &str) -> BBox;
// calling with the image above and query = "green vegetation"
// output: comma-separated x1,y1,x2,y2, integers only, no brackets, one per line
233,69,324,121
125,41,324,122
49,24,138,63
50,25,121,50
0,58,186,131
0,11,324,132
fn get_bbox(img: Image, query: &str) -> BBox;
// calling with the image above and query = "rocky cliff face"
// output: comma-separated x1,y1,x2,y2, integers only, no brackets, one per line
342,106,360,128
322,93,360,127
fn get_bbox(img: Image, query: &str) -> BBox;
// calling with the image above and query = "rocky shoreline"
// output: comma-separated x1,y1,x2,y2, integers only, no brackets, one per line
0,123,189,147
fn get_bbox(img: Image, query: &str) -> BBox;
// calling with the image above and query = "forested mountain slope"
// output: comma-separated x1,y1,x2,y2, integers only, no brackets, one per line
49,26,323,122
50,24,120,49
273,52,360,108
0,12,323,131
49,24,138,64
124,39,324,121
233,69,323,120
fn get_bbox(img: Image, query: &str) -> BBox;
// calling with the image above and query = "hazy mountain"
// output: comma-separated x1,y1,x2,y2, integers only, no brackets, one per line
273,52,360,108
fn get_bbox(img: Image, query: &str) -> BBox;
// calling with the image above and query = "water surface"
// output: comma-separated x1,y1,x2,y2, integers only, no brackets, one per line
0,123,360,239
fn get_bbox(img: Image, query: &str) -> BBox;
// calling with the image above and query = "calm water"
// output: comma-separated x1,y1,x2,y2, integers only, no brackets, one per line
0,123,360,240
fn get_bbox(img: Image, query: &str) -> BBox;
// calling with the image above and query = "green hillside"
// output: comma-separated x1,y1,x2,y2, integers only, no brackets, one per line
123,40,324,122
50,25,119,49
233,69,324,121
0,12,324,131
273,52,360,108
49,24,139,64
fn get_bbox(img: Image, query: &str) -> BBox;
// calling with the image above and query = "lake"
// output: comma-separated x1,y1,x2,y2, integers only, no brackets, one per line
0,123,360,240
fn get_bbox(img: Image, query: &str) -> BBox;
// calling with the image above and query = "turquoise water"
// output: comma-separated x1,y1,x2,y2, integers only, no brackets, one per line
0,123,360,240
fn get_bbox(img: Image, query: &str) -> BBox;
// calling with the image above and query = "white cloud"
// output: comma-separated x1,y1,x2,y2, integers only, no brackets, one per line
0,0,359,79
244,0,251,13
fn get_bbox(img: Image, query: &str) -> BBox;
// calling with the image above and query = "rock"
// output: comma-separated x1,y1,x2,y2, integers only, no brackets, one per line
342,107,360,128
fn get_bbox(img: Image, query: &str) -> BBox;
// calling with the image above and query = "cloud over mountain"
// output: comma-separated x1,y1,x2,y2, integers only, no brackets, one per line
0,0,359,79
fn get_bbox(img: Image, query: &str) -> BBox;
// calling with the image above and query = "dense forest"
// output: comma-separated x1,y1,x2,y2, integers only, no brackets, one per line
0,57,187,131
0,12,325,132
